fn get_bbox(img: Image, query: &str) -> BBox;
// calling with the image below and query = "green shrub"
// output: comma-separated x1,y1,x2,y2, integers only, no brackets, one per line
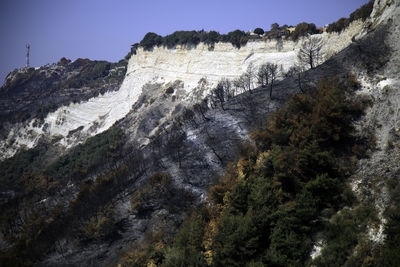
312,206,378,266
0,142,49,187
327,17,350,33
220,29,249,48
291,22,317,41
45,126,124,181
327,1,374,33
163,215,207,267
349,0,374,22
140,32,163,50
254,28,264,35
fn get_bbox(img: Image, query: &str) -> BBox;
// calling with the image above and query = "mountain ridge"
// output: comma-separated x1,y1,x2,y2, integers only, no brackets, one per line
1,0,400,265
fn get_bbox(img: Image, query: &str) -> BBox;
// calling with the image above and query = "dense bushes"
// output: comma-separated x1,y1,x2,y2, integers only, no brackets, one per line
350,0,374,22
220,30,250,48
140,32,163,50
45,126,125,180
327,0,374,33
0,142,49,187
118,76,372,266
138,7,376,51
206,78,366,266
61,60,111,88
136,23,325,52
291,22,317,41
0,126,124,189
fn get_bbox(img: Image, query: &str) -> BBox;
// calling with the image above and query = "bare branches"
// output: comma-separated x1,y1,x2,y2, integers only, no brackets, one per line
267,63,278,99
256,63,279,98
233,63,256,94
297,35,324,69
286,65,309,93
257,63,270,88
211,78,232,110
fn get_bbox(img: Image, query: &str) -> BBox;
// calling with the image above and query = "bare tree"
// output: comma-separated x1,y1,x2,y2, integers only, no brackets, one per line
238,92,258,124
164,126,187,168
245,63,256,91
267,63,279,99
297,35,324,69
234,74,248,94
202,127,223,165
220,78,233,99
257,62,279,98
211,78,232,110
257,63,270,88
286,64,310,93
234,64,256,94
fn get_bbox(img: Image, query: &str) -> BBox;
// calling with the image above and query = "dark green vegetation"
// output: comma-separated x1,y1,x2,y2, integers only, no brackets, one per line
45,127,124,180
327,0,374,33
134,22,321,53
0,141,49,187
0,127,124,187
137,29,251,51
118,76,384,266
60,58,126,89
253,28,264,35
0,126,135,265
290,22,318,41
379,179,400,266
132,0,374,55
0,58,127,125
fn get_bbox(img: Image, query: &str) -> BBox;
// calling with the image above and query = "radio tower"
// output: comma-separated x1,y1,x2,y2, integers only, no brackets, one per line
26,44,30,67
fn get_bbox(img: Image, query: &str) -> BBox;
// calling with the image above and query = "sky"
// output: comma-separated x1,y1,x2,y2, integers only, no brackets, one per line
0,0,370,85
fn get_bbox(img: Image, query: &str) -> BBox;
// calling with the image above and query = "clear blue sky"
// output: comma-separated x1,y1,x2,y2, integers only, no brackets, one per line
0,0,369,85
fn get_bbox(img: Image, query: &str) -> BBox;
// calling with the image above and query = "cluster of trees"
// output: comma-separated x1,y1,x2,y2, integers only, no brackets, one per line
290,22,319,41
209,34,325,107
0,141,49,187
0,125,148,265
252,22,321,41
137,30,251,51
136,22,324,54
61,59,126,89
327,0,374,33
45,126,125,181
136,0,373,55
0,126,126,191
118,76,376,266
297,35,324,69
205,77,368,266
209,62,282,109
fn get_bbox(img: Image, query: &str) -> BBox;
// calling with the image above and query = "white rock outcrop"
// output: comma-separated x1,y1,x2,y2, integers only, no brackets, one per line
0,21,364,159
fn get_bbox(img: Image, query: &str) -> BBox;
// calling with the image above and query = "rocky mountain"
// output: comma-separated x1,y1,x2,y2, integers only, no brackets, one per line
0,18,363,161
1,0,399,266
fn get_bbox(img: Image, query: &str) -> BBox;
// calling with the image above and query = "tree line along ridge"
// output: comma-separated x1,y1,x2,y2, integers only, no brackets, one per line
126,0,373,57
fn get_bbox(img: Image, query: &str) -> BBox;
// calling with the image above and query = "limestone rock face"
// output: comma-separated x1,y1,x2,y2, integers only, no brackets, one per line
1,1,399,265
0,21,363,160
127,20,364,94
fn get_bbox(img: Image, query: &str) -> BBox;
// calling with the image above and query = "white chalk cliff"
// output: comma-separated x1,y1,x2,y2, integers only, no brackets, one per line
0,20,365,159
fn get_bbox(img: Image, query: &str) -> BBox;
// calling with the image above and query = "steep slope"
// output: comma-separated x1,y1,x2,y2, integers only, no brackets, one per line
2,0,397,266
0,58,127,159
0,20,363,160
114,1,400,265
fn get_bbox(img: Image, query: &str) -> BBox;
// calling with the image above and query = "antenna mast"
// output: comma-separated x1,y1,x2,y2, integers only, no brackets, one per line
26,44,30,67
